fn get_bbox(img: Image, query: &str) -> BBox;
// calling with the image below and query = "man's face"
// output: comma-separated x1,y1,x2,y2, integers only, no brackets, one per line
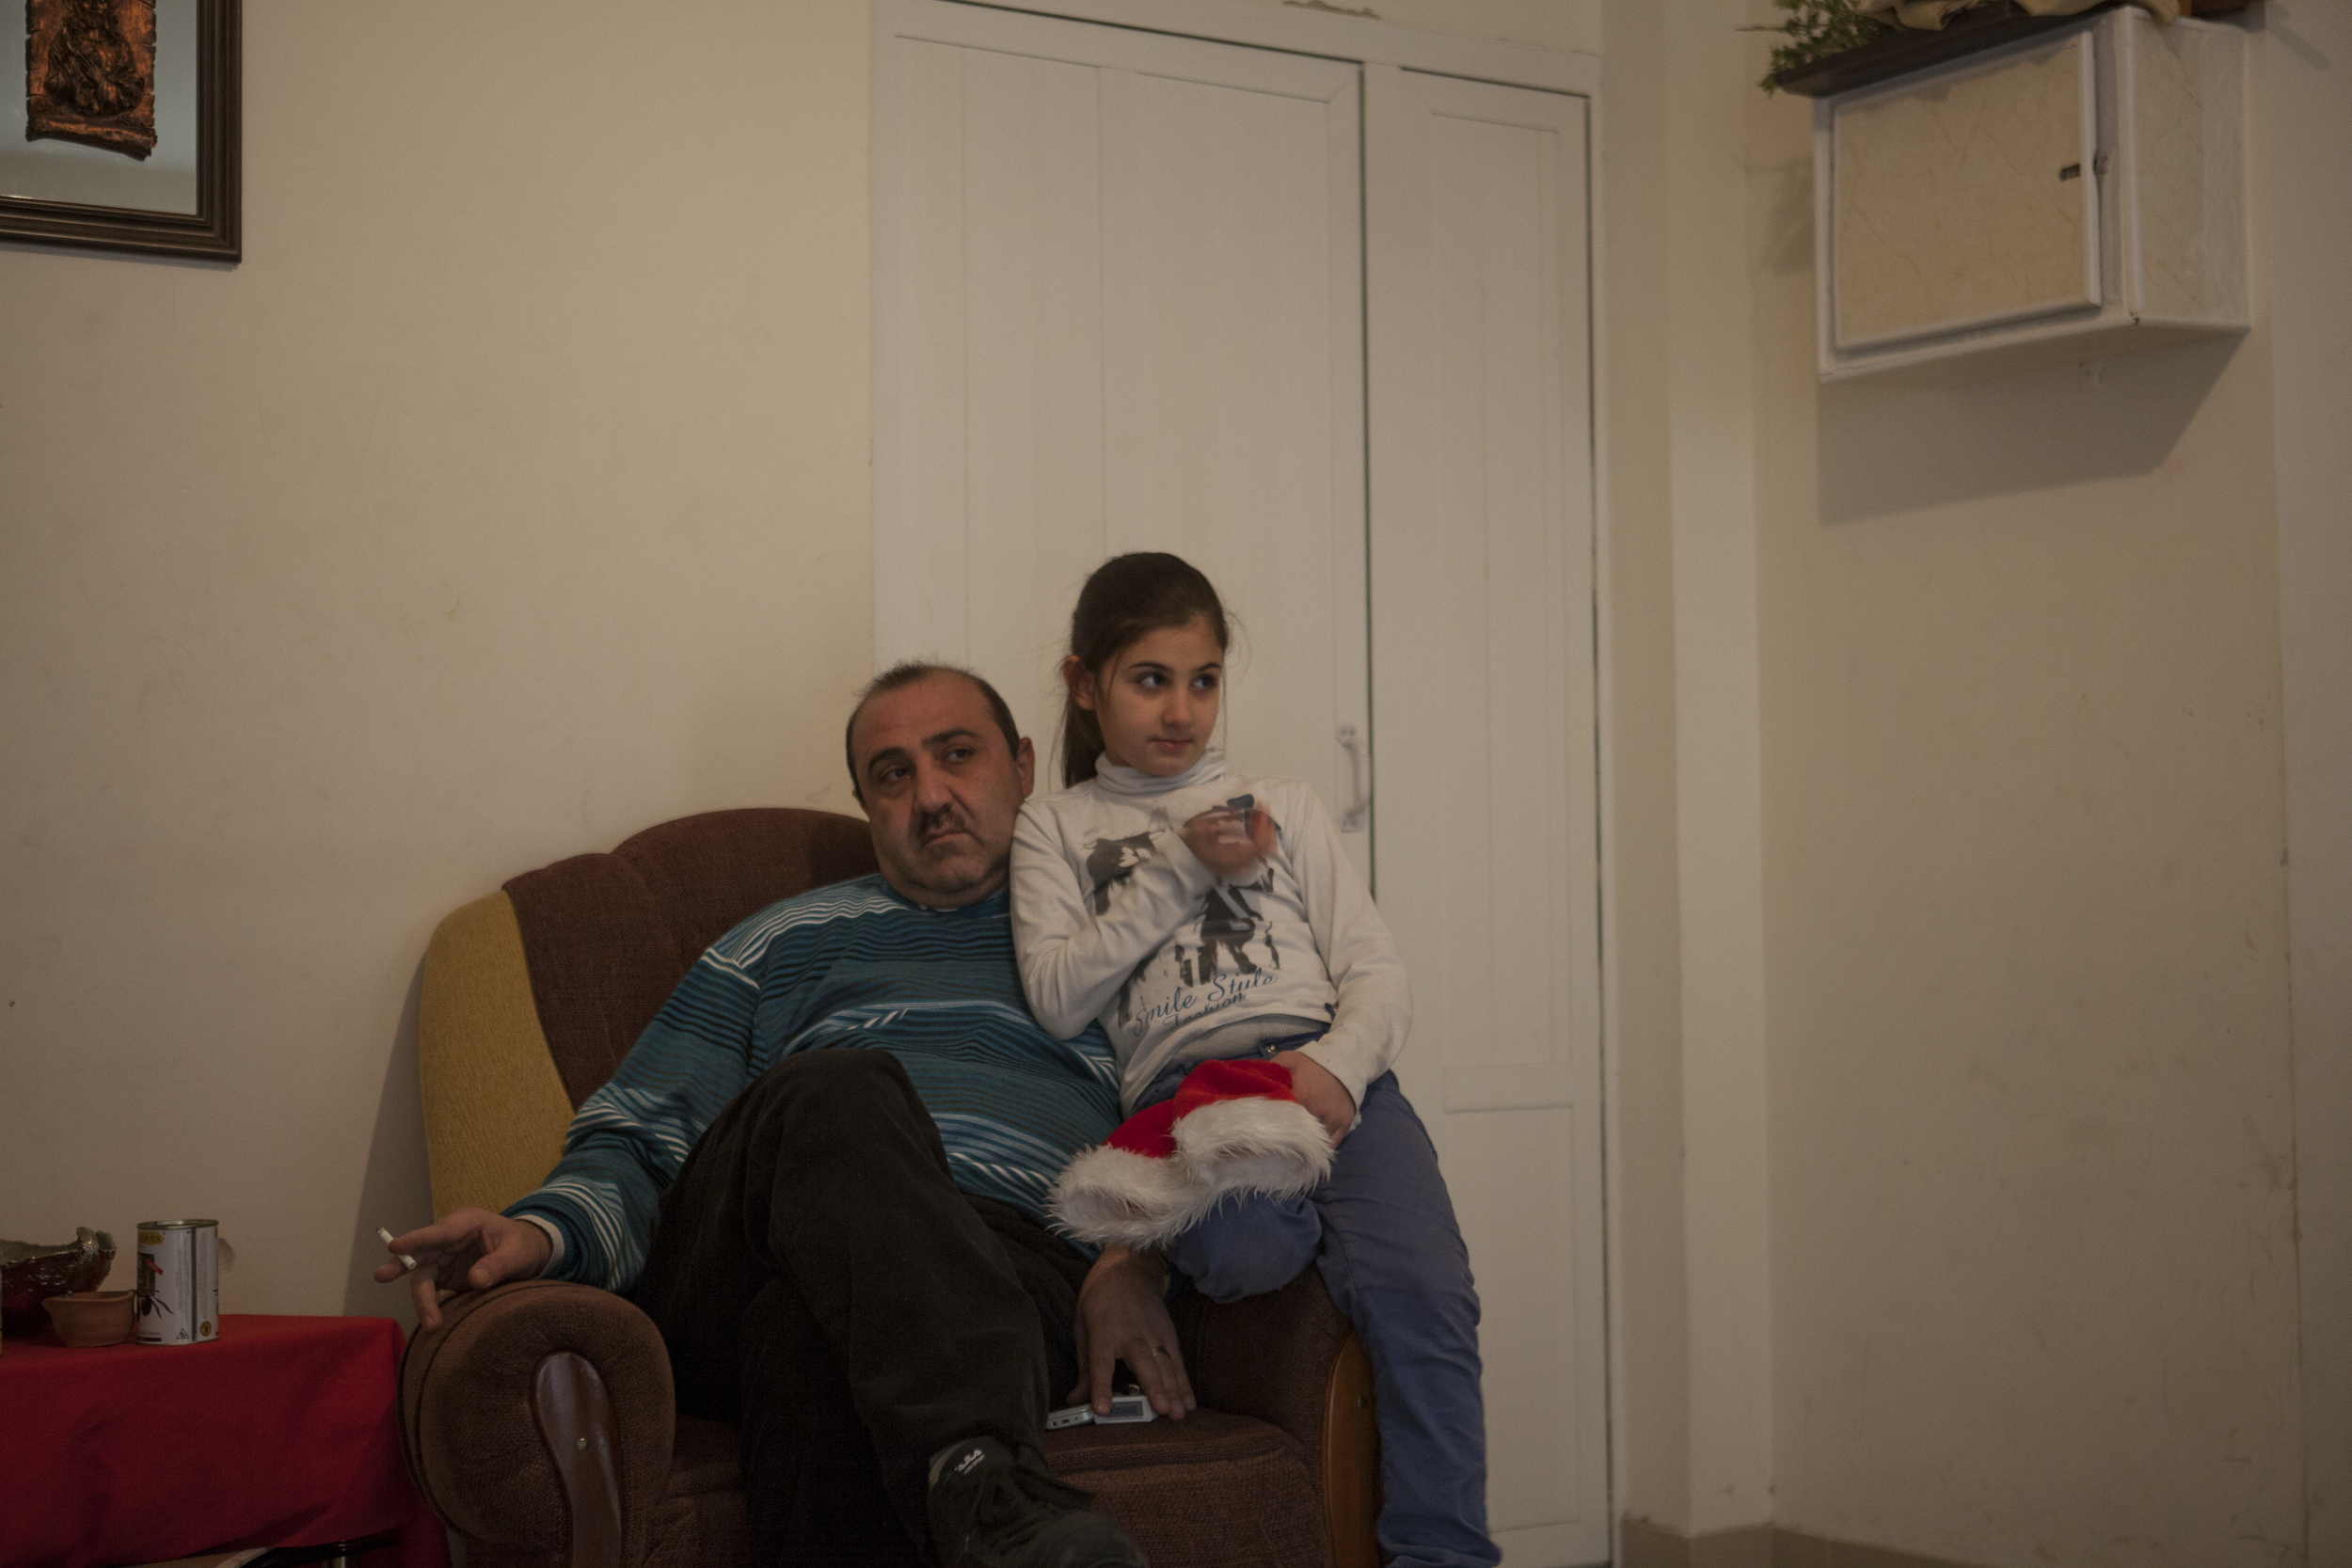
850,673,1036,909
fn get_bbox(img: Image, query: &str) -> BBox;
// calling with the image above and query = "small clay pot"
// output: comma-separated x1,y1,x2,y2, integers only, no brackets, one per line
45,1290,136,1348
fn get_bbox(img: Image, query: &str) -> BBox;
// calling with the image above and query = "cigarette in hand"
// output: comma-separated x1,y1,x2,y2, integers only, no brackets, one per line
377,1227,419,1272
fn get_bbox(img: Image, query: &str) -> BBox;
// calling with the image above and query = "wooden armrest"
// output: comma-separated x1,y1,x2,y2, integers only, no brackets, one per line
1176,1266,1382,1568
399,1279,675,1568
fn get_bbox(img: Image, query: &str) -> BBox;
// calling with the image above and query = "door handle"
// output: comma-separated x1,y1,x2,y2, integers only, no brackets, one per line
1336,725,1371,832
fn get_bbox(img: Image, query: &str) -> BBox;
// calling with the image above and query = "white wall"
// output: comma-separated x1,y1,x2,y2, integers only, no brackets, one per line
1597,2,2326,1560
0,1,874,1324
1745,8,2305,1565
1661,3,1775,1538
2262,1,2352,1560
1600,1,1783,1544
1597,1,1698,1538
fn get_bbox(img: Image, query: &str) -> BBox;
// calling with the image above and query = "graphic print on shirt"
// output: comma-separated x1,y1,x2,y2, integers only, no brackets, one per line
1182,885,1282,986
1112,871,1285,1041
1084,831,1159,915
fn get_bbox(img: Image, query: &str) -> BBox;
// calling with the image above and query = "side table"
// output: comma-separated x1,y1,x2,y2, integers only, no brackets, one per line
1,1314,451,1568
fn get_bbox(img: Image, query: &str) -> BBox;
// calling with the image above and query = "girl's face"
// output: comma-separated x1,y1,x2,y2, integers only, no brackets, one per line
1072,617,1225,778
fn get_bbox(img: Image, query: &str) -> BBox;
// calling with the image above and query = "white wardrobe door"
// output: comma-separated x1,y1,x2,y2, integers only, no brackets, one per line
874,0,1368,869
1367,66,1606,1568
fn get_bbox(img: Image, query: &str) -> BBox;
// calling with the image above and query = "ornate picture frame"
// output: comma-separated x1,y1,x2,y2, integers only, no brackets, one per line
1,0,239,261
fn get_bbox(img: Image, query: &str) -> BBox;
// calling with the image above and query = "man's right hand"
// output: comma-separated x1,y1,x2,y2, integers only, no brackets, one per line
373,1208,552,1331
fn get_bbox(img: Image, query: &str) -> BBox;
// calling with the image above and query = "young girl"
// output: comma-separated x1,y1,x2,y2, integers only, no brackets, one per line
1009,552,1499,1568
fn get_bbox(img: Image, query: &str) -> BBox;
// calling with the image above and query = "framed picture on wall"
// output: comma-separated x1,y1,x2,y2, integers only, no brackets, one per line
0,0,240,261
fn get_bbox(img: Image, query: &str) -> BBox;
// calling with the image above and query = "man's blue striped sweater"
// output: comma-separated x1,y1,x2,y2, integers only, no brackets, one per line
506,874,1122,1294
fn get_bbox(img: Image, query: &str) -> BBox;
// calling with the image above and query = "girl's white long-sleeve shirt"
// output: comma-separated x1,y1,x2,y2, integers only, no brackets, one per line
1009,750,1411,1113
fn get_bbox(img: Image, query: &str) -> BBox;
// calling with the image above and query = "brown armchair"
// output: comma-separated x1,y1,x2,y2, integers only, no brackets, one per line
399,807,1379,1568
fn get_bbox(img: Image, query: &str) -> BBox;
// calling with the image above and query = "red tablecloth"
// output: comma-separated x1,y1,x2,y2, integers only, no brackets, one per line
1,1313,450,1568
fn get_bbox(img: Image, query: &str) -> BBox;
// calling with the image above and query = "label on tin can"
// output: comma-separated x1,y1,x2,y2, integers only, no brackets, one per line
135,1220,219,1345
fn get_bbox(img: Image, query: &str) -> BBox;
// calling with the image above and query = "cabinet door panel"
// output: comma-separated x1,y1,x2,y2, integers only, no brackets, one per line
1832,31,2100,351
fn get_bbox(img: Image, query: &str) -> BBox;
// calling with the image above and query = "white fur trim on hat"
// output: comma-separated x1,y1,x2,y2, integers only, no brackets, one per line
1171,1096,1334,1201
1048,1145,1217,1250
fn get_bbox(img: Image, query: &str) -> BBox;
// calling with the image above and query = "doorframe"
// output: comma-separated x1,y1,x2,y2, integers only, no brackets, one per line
869,7,1622,1560
917,0,1598,93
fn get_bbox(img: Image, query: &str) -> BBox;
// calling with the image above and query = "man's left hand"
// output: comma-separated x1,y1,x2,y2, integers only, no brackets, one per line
1071,1244,1196,1420
1274,1050,1356,1145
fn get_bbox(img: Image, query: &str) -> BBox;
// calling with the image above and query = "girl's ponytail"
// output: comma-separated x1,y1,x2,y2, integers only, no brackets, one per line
1059,685,1108,790
1058,552,1231,788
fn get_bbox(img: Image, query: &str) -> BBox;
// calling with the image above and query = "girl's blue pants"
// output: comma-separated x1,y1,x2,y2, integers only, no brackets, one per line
1136,1058,1500,1568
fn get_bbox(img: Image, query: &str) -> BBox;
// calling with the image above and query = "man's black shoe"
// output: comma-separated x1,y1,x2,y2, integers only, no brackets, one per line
927,1435,1148,1568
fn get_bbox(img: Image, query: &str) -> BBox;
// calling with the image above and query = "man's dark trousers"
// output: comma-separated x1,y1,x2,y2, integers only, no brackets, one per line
629,1049,1095,1565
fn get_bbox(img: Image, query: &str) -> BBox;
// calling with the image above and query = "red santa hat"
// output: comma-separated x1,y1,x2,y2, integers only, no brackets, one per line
1048,1057,1335,1249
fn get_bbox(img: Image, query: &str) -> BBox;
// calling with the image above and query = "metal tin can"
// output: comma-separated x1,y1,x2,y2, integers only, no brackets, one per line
135,1219,220,1345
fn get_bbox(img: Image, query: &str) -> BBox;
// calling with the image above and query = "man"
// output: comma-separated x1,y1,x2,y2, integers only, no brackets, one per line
380,664,1191,1568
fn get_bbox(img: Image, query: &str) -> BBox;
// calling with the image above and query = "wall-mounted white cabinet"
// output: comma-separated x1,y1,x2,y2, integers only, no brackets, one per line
1814,7,2247,381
